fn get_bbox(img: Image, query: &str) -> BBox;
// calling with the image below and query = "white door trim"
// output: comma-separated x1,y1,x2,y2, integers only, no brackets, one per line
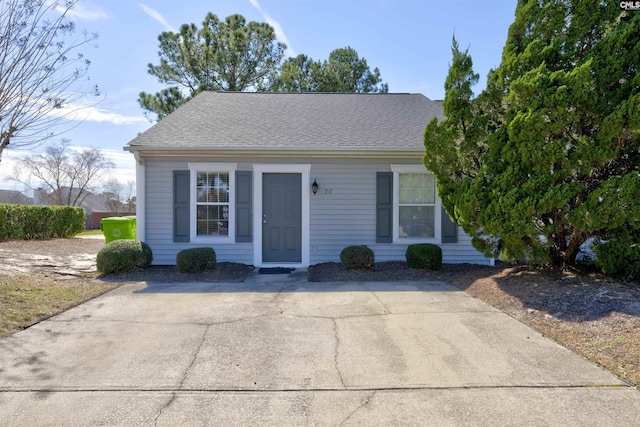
253,164,311,268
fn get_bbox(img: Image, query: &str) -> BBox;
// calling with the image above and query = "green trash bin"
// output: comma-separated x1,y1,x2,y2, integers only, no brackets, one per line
100,216,136,244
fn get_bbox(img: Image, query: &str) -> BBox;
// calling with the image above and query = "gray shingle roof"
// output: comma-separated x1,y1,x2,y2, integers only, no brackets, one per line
0,190,33,205
126,92,443,153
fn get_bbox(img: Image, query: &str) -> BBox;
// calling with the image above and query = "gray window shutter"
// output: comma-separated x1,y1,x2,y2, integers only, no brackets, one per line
235,171,252,242
441,206,458,243
173,170,190,242
376,172,393,243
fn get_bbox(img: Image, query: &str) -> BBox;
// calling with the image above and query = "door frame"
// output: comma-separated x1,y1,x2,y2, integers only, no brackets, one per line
253,164,311,268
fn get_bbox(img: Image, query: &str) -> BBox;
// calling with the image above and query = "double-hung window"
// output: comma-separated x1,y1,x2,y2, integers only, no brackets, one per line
189,163,236,242
392,165,438,241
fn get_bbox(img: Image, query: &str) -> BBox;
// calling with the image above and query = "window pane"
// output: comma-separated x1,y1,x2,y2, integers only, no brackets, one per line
399,206,434,238
399,173,435,204
196,172,208,202
196,172,230,203
196,204,229,236
216,173,229,203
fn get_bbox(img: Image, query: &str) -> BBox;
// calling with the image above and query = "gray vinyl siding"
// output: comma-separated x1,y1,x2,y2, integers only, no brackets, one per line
144,158,253,265
143,156,491,266
308,159,490,265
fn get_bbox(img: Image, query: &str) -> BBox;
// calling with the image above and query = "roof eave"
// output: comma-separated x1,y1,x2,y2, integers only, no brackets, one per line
123,146,425,159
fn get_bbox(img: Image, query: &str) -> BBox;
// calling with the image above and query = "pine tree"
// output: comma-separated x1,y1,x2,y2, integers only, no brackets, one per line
425,1,640,266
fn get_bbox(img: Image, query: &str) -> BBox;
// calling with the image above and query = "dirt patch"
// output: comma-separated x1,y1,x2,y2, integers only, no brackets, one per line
0,238,254,282
0,237,105,278
100,263,255,283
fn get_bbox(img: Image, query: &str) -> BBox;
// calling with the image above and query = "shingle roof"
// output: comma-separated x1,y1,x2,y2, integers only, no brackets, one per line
126,92,443,154
0,190,33,205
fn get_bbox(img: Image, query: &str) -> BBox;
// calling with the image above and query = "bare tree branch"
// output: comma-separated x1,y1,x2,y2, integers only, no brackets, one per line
8,140,114,206
0,0,99,163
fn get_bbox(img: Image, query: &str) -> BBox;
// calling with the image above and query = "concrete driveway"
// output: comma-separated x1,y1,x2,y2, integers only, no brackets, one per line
1,274,639,426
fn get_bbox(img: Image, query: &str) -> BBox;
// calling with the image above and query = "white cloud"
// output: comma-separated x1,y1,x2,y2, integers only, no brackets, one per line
248,0,295,57
50,1,108,21
75,106,148,125
47,102,148,125
0,154,24,191
65,3,108,21
139,3,177,32
101,148,137,185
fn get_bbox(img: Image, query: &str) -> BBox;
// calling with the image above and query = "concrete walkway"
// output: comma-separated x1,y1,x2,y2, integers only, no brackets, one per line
1,273,639,426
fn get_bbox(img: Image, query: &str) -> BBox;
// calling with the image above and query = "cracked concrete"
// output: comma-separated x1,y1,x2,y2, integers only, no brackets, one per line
332,318,347,388
1,277,640,425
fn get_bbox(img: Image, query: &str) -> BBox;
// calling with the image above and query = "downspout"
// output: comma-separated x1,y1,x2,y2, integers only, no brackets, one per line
133,151,146,243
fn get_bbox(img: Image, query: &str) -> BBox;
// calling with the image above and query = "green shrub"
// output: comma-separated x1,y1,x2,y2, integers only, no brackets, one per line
96,240,153,274
176,247,217,273
0,204,85,240
340,245,374,270
592,229,640,282
405,243,442,270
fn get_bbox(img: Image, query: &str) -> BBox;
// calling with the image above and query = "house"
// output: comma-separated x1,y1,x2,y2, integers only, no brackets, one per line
124,92,491,267
0,189,33,205
34,187,134,230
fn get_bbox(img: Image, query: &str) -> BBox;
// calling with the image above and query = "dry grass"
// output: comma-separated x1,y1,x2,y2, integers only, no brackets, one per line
0,274,121,337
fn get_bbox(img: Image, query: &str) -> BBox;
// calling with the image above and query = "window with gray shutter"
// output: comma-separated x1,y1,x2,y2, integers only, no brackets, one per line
173,170,190,242
441,206,458,243
235,171,252,242
376,172,393,243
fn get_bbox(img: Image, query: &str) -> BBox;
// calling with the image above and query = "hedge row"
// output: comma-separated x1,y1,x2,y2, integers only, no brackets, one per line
0,204,85,240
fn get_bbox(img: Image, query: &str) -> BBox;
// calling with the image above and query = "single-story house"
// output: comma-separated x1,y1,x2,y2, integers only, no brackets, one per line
0,189,33,205
124,92,491,267
34,187,134,230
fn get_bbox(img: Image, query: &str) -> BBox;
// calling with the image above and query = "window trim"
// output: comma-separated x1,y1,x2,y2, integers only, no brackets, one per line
188,163,237,244
390,165,441,243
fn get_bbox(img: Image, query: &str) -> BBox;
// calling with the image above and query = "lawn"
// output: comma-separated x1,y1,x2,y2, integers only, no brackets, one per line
0,274,120,337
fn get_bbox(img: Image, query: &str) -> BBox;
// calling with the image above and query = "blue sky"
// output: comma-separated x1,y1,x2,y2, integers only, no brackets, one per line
0,0,517,192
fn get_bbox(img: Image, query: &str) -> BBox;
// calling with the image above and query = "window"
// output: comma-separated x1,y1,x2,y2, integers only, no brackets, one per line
389,165,439,242
196,172,229,236
189,163,236,242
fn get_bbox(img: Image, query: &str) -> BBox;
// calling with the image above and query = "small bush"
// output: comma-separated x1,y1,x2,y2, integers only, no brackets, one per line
176,247,217,273
592,229,640,282
406,243,442,270
340,245,374,270
97,240,153,274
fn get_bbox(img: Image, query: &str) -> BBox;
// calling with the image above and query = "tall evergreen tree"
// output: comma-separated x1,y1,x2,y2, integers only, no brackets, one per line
270,54,322,92
272,47,388,93
139,13,286,121
425,1,640,266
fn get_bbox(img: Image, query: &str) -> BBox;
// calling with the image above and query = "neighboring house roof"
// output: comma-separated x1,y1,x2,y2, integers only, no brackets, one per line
125,92,444,157
35,187,125,213
0,190,33,205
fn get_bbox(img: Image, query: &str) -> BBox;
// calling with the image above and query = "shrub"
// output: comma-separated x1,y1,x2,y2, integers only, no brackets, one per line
592,229,640,282
176,247,217,273
96,240,153,274
340,245,374,270
0,204,84,240
406,243,442,270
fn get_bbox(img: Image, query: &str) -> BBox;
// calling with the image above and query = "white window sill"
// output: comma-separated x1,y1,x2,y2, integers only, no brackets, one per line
190,237,235,245
393,238,439,244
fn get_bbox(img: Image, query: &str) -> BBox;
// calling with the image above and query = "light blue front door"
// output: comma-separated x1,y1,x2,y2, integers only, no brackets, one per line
262,173,302,263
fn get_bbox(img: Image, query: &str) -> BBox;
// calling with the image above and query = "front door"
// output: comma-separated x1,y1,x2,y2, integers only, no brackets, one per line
262,173,302,263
